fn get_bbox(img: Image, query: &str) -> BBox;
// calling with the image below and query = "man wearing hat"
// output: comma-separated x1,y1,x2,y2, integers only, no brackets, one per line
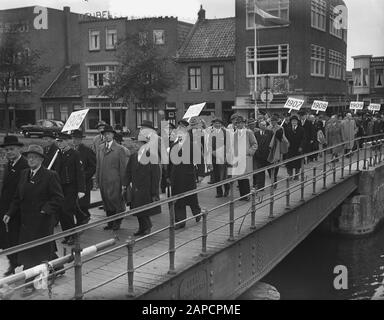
227,113,239,131
93,121,107,155
0,136,28,276
42,131,61,171
207,118,230,197
71,130,96,226
285,115,305,180
3,145,64,294
56,133,86,244
96,125,128,231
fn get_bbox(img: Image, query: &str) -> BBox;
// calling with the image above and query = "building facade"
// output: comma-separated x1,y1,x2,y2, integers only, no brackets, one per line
235,0,348,116
351,55,384,109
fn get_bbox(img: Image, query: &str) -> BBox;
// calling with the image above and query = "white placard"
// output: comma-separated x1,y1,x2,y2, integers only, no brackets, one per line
284,97,305,113
349,101,364,110
368,103,381,112
61,109,89,132
311,100,328,113
183,102,206,121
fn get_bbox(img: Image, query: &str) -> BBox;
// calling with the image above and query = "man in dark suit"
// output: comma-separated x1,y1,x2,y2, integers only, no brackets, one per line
0,136,29,276
42,131,61,171
71,130,96,226
56,133,86,245
298,110,316,163
3,145,64,295
285,115,305,180
253,121,274,190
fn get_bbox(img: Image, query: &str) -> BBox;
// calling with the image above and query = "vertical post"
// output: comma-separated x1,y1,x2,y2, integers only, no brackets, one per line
229,182,235,241
312,167,317,195
369,142,373,167
356,143,360,171
341,153,345,179
285,177,290,210
201,208,208,256
300,159,305,202
73,233,83,300
363,142,367,170
250,188,256,230
269,168,275,218
168,201,176,274
323,150,327,189
332,157,336,184
349,149,353,175
126,238,135,297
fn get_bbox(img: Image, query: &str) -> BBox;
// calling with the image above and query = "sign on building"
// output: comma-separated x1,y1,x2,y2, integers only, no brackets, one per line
311,100,328,114
61,109,89,132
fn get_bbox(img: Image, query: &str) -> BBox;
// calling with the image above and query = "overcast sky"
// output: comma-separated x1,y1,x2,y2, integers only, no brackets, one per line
1,0,383,70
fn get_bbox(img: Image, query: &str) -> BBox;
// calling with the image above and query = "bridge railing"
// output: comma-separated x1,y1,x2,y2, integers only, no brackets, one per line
1,133,384,299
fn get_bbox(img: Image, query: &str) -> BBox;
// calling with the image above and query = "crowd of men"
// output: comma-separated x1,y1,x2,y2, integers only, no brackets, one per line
0,109,383,295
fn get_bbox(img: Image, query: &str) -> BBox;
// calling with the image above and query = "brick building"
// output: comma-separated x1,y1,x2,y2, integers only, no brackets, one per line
235,0,348,116
173,7,236,124
351,55,384,109
0,6,82,129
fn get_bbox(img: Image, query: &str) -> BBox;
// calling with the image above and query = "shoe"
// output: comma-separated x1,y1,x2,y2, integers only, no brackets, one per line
195,215,201,223
240,196,250,201
175,223,186,230
79,216,91,226
215,194,223,198
134,229,144,236
3,266,15,277
21,285,36,297
103,224,113,230
141,228,151,236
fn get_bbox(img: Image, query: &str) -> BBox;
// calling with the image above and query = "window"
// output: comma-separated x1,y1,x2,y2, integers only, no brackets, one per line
46,106,54,120
311,45,325,77
329,5,343,39
8,76,32,91
188,67,201,91
375,69,384,87
311,0,326,31
106,29,117,49
59,105,69,122
353,68,362,86
87,65,116,88
135,103,158,128
246,0,289,29
89,30,100,51
329,50,343,79
246,44,288,77
139,31,148,46
153,30,165,45
211,66,224,90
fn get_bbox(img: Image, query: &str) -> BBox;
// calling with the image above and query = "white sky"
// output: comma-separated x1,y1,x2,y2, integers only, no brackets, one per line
1,0,383,70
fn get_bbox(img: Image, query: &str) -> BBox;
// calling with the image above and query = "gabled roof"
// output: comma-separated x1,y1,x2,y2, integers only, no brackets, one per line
177,17,235,61
42,64,81,99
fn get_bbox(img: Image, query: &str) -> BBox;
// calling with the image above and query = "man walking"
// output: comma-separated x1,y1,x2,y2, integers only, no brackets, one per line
71,130,96,225
3,145,63,295
56,133,86,245
96,125,128,231
0,136,29,276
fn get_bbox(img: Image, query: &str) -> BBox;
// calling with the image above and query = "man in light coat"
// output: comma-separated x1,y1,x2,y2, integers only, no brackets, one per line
342,113,357,155
96,125,128,231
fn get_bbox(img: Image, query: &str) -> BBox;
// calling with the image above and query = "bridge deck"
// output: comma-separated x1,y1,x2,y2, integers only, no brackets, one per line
0,157,364,300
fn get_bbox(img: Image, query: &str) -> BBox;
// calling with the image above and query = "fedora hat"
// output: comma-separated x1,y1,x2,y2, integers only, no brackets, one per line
230,113,240,121
211,118,223,125
178,119,189,127
101,125,116,134
235,116,246,123
96,121,107,129
56,132,72,141
290,115,299,122
140,120,155,130
23,145,45,159
71,129,85,139
0,135,24,148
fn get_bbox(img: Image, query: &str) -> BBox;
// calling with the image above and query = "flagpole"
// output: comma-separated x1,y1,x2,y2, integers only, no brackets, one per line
254,1,258,120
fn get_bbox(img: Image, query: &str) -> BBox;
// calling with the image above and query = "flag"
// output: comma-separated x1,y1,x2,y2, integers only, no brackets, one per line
254,5,289,27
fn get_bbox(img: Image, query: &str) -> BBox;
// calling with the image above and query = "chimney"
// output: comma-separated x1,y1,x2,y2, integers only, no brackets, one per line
198,5,206,21
63,6,71,66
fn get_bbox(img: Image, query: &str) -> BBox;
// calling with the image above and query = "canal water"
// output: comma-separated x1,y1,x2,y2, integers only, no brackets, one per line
261,224,384,300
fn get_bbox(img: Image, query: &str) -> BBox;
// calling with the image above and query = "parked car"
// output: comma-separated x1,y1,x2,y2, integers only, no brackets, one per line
21,119,64,138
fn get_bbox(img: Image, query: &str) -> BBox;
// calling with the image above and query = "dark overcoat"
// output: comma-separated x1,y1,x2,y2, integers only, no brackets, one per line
7,166,64,269
300,119,316,154
0,156,29,249
254,129,273,163
76,144,96,208
126,150,161,217
285,125,305,170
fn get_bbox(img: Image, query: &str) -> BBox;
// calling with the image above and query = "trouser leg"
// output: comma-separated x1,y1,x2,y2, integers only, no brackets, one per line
238,179,250,197
175,200,187,226
59,184,76,234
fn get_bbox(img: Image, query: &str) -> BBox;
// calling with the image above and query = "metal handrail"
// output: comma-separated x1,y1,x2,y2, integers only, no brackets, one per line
1,134,384,299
